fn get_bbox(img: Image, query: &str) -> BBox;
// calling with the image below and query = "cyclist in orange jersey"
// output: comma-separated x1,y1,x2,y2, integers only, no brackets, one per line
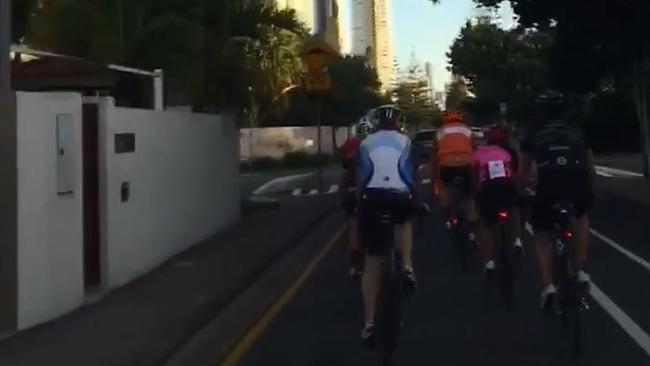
432,110,478,242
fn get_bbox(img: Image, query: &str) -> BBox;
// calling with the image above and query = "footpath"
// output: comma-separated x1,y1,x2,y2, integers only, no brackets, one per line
0,195,343,366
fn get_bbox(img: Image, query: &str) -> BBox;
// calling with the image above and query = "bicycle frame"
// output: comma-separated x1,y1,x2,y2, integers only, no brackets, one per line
376,210,402,366
551,202,583,356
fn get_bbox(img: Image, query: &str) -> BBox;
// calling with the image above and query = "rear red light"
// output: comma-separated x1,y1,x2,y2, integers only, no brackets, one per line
498,211,510,220
563,231,573,239
451,218,459,225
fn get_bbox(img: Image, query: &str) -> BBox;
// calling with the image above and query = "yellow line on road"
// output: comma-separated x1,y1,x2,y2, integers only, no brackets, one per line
219,225,347,366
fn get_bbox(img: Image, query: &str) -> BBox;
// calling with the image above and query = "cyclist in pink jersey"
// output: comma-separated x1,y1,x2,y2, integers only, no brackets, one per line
474,125,518,276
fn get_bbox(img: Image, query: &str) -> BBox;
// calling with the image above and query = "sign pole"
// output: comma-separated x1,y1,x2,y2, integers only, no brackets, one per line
299,35,339,195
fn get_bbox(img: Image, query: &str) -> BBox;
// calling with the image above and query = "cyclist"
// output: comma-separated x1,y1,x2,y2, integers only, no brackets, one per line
520,91,595,311
474,125,518,276
339,117,373,278
432,110,477,242
357,105,418,346
483,123,525,254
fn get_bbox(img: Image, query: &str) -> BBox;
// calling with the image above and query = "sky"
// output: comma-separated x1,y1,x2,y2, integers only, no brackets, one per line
339,0,515,91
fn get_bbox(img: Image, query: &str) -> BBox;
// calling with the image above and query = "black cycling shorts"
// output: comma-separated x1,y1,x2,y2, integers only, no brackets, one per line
477,178,517,226
358,189,413,257
532,168,593,231
440,165,473,197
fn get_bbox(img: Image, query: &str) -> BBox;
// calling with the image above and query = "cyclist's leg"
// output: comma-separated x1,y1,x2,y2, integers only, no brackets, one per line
348,215,363,274
464,165,479,242
477,183,497,270
362,256,381,323
393,192,417,292
395,221,414,269
343,191,363,276
358,192,386,328
438,168,451,215
532,198,556,304
574,214,589,271
573,173,593,281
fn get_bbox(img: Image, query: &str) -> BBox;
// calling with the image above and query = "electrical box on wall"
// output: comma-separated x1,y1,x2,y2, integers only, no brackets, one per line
56,113,75,195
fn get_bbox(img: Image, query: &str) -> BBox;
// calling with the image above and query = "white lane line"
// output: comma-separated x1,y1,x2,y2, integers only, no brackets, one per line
591,229,650,272
327,184,339,194
595,168,615,178
253,173,313,195
596,165,644,178
307,189,318,196
291,188,302,196
421,178,432,185
589,279,650,357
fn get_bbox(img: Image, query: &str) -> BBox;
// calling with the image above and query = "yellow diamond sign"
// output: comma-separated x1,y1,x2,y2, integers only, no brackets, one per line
300,36,338,74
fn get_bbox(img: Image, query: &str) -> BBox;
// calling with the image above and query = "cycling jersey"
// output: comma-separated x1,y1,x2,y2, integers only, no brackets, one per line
521,120,593,230
340,137,361,187
521,121,589,173
474,145,514,186
437,123,474,167
358,130,415,192
474,144,516,224
341,137,361,162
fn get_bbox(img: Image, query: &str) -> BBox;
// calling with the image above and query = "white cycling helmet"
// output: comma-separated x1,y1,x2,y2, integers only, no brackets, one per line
356,115,373,138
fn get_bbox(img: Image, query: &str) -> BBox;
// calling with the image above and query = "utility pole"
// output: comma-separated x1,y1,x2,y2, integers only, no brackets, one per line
0,0,11,91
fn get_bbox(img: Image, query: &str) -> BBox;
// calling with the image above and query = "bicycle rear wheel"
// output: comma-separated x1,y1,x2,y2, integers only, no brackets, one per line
378,245,401,366
556,244,582,357
449,185,468,267
496,221,514,311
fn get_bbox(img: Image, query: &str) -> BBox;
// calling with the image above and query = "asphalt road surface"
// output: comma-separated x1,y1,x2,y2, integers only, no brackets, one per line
226,163,650,366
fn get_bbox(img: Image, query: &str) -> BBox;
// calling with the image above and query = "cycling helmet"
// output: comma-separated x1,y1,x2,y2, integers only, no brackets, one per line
484,124,508,146
356,116,373,138
373,105,404,130
441,110,464,125
535,90,565,122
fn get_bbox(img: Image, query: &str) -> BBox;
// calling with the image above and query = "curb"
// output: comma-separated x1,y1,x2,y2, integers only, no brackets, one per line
161,202,342,366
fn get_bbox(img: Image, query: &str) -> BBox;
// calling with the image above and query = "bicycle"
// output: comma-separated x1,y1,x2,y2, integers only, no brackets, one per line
493,208,516,311
549,201,588,357
372,199,429,366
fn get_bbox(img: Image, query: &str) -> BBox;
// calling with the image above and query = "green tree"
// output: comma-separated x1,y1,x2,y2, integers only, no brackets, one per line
447,18,552,124
474,0,650,175
23,0,307,112
445,77,469,111
392,53,440,130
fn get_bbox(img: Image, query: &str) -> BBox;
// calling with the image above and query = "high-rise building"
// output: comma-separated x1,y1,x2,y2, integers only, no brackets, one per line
314,0,342,51
351,0,395,91
425,61,434,100
275,0,316,33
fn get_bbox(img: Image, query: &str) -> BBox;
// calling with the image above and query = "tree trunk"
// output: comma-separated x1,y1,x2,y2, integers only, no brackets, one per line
633,63,650,178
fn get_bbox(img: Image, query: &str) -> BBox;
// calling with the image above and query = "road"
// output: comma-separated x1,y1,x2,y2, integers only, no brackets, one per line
224,161,650,366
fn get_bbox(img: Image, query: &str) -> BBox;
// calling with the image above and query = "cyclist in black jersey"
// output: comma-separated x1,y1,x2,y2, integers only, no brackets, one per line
520,91,596,311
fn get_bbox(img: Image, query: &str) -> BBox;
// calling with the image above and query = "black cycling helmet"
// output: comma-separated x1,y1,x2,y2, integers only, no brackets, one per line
535,90,566,123
373,105,404,130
